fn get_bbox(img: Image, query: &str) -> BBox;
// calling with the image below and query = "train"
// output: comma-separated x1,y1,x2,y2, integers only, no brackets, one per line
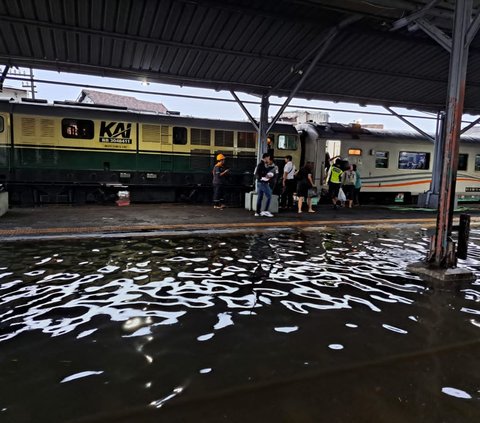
2,97,480,207
0,99,299,205
298,122,480,204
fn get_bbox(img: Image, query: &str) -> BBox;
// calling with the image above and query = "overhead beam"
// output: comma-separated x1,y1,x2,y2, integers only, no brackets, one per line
466,10,480,46
384,106,435,142
267,15,361,133
0,15,291,64
0,65,9,90
230,90,259,131
390,0,441,31
460,115,480,134
416,18,453,52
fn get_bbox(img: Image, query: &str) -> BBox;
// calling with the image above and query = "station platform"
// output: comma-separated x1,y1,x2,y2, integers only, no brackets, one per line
2,203,480,241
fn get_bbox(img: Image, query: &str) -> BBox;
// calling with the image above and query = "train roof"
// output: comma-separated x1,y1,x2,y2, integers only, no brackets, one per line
0,98,297,134
297,122,480,143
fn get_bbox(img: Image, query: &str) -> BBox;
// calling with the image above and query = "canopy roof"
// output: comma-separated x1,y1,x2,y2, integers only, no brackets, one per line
1,0,480,113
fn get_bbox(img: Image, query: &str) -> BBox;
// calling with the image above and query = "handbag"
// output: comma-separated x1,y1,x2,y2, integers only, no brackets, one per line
338,187,346,202
307,186,318,198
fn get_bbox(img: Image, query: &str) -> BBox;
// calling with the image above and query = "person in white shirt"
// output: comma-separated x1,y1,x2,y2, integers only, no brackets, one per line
280,155,296,210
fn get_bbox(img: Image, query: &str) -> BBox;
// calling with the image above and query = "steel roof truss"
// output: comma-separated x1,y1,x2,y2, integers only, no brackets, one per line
384,106,435,142
390,0,442,31
416,18,452,52
0,65,9,90
230,90,258,132
267,14,362,134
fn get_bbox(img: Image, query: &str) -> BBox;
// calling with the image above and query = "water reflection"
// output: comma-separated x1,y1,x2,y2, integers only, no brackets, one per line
0,227,480,422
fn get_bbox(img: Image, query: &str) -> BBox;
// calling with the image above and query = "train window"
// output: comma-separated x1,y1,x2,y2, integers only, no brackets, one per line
173,127,187,145
191,128,211,146
278,134,297,150
215,130,234,147
0,116,3,132
458,154,468,171
375,151,389,168
62,119,94,139
475,155,480,171
238,131,256,149
348,148,362,156
398,151,430,169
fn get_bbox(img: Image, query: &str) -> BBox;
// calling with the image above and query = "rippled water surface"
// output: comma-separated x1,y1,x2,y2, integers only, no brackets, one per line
1,227,480,422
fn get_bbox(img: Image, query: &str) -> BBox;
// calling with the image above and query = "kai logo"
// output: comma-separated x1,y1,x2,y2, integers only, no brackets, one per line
99,121,133,144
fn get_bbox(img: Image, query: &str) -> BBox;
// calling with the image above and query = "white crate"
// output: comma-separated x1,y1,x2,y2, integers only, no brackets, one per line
250,193,279,213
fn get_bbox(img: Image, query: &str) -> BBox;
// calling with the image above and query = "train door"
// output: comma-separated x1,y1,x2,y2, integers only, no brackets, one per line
323,139,342,182
326,139,341,158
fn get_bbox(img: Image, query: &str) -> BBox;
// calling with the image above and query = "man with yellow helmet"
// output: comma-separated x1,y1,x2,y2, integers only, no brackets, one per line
212,153,229,209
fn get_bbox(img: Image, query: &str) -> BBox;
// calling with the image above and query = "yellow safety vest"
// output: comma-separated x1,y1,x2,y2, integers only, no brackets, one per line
330,166,343,183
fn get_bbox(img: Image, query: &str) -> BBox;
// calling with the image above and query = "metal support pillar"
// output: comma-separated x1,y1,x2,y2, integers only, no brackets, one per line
429,0,472,267
429,112,446,205
257,95,270,163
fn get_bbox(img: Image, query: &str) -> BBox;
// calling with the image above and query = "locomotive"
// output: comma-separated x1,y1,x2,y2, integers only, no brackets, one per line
0,99,300,206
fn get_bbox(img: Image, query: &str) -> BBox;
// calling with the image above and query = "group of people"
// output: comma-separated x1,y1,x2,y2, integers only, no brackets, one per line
326,157,362,209
211,152,362,216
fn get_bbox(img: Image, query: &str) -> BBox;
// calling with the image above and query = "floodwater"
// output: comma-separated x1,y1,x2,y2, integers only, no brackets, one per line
0,226,480,423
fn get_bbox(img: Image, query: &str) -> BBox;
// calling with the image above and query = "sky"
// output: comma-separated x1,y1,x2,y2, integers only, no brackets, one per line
3,67,475,134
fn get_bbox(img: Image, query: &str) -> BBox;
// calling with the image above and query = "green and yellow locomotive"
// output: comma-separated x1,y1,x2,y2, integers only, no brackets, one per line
0,99,300,205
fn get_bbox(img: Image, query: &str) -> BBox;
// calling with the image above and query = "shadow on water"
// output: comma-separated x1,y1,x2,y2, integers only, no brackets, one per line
0,227,480,422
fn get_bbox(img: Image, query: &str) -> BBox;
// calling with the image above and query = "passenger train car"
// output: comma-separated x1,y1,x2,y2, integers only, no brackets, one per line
297,122,480,203
0,99,300,205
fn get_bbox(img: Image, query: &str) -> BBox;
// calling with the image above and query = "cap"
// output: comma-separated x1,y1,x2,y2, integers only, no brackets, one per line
216,154,225,161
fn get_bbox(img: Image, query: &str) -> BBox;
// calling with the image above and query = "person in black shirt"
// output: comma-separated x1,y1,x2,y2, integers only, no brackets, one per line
254,153,275,217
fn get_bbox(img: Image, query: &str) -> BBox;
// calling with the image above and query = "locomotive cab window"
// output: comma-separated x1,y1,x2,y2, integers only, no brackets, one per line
375,151,389,168
62,119,94,139
173,127,187,145
277,134,297,150
458,153,468,171
398,151,430,170
0,116,4,132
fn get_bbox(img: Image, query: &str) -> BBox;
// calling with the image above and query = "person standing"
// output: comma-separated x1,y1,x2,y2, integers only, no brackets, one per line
341,165,356,208
352,164,362,206
254,153,275,217
326,159,343,209
280,155,296,210
296,162,315,213
212,153,229,209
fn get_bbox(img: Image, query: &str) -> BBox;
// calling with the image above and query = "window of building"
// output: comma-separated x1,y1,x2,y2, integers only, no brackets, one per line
237,131,256,149
215,130,234,147
348,148,362,156
277,134,297,150
191,128,211,146
398,151,430,169
0,116,4,133
173,127,187,145
458,153,468,171
375,151,389,168
475,155,480,171
62,119,94,139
